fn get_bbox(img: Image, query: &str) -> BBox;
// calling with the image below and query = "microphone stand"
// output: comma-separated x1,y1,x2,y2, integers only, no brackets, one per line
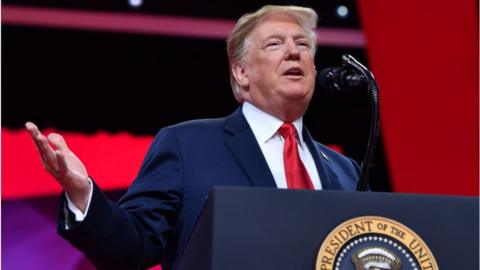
340,54,380,191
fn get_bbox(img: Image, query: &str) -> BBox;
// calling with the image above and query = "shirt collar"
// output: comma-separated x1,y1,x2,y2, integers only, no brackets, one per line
242,102,304,146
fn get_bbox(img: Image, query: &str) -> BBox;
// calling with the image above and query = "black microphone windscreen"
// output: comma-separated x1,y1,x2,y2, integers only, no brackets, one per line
317,67,338,92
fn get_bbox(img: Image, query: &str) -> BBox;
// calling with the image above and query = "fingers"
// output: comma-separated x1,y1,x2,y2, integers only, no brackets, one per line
25,122,86,191
25,122,42,151
26,122,70,153
47,134,71,179
25,122,59,174
48,133,70,152
26,121,44,149
55,150,68,177
25,122,40,137
38,135,60,173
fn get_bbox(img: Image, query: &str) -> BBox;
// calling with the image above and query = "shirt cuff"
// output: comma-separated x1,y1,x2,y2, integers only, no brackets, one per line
65,178,93,222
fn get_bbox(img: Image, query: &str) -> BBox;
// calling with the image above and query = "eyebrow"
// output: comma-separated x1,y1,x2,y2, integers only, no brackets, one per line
262,33,309,42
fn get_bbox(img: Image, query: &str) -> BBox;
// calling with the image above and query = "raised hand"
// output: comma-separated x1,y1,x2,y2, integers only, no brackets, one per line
25,122,90,212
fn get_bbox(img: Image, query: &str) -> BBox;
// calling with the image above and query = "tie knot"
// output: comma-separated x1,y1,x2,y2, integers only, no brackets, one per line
278,123,296,139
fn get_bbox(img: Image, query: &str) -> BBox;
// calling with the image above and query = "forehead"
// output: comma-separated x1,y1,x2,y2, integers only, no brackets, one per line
248,14,306,41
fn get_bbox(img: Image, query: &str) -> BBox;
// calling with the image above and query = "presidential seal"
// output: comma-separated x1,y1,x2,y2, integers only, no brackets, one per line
315,216,438,270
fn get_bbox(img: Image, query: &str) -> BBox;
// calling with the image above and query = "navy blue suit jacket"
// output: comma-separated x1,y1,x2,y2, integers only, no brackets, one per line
58,107,359,269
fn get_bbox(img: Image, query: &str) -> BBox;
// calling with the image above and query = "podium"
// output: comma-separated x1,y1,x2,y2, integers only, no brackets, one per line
176,187,478,270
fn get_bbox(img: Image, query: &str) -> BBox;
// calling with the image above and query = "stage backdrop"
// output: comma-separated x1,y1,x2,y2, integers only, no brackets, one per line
357,0,478,195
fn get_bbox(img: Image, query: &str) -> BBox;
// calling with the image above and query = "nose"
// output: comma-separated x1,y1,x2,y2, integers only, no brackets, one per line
284,39,300,60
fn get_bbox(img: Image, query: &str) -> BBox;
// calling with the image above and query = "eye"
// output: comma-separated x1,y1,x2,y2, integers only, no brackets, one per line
264,40,282,50
296,40,311,49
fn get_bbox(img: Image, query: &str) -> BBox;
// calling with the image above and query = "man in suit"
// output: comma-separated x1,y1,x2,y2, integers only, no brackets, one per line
26,5,359,270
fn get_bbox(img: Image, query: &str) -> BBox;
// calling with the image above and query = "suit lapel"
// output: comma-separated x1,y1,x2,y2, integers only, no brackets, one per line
303,127,343,190
224,108,277,188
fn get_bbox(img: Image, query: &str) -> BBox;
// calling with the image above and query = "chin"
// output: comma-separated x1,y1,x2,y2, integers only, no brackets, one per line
282,87,312,100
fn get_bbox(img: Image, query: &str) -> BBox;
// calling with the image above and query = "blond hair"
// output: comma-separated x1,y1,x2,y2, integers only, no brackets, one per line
226,5,318,102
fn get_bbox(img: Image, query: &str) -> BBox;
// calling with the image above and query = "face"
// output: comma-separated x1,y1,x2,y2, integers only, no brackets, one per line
233,15,316,121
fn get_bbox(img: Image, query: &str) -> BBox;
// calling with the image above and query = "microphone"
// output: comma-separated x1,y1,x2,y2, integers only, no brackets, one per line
316,54,380,191
318,66,367,92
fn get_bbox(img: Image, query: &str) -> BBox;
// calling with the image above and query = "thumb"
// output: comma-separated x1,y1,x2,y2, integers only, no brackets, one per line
48,133,70,152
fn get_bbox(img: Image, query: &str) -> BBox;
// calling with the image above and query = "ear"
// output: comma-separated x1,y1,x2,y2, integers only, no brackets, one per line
231,61,250,89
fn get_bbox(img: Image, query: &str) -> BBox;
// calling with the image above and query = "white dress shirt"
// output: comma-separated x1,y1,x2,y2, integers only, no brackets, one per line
242,102,322,190
65,179,93,225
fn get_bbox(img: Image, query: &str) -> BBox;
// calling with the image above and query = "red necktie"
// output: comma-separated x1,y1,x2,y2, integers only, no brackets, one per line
278,123,314,190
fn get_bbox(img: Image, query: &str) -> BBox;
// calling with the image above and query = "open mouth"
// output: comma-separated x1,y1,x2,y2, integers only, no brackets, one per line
283,67,304,77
